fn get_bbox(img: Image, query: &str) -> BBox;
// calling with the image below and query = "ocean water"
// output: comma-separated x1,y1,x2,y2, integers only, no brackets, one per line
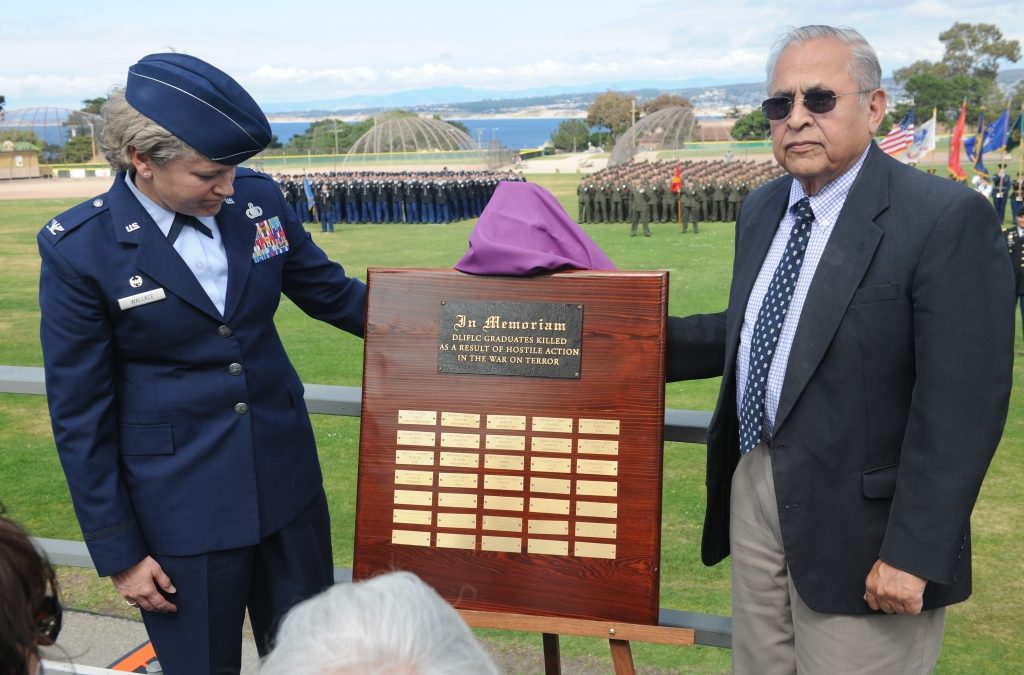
270,117,575,150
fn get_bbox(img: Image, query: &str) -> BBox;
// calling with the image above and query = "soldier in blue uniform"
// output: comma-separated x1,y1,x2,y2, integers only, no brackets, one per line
37,53,366,675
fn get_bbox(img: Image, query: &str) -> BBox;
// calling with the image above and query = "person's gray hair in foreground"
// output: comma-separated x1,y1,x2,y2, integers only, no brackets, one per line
260,571,501,675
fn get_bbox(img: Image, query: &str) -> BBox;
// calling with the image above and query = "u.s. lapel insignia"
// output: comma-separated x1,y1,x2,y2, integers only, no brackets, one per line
47,219,64,235
252,216,289,263
129,275,143,288
245,202,264,219
224,197,235,205
125,222,140,233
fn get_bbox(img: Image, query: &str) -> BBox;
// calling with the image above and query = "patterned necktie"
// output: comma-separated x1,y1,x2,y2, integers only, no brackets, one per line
167,212,213,244
738,197,815,455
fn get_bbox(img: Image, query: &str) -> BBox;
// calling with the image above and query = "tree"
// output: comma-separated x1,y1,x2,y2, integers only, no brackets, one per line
641,94,693,114
266,134,282,150
285,118,374,153
586,91,634,145
550,119,590,152
939,23,1020,80
60,134,95,163
729,109,770,141
81,97,107,115
432,114,470,135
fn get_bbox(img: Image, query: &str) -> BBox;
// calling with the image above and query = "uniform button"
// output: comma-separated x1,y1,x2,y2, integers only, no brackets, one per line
218,325,232,337
228,362,243,376
234,402,249,415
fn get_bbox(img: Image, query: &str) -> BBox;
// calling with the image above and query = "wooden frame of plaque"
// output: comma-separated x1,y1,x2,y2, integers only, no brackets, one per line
354,268,667,625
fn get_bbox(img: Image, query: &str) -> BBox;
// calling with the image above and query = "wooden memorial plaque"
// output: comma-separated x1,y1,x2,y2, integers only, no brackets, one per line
354,268,667,624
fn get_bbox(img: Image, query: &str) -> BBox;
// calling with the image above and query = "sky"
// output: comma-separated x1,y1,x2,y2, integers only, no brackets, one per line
3,0,1022,112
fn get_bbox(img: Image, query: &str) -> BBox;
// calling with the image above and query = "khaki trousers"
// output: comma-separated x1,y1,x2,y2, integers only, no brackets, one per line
729,443,945,674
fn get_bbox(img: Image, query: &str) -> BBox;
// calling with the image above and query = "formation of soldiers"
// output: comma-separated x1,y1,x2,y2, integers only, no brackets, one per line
275,170,527,231
576,159,786,235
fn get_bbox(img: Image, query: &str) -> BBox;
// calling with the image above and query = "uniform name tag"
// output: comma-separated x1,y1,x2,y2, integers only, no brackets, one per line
117,288,167,310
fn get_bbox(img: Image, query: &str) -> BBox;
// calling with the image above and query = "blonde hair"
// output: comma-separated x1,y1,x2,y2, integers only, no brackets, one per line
99,88,202,172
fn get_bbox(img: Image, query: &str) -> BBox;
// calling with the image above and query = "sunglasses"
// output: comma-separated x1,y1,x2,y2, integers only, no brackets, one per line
761,89,872,120
34,595,63,646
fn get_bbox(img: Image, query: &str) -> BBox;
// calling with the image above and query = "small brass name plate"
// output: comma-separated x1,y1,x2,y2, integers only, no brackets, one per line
394,490,433,506
575,521,617,539
438,493,478,509
577,439,618,455
530,477,571,494
395,450,434,466
439,452,479,468
485,434,526,451
532,416,573,433
393,509,433,526
437,513,477,529
395,470,433,486
438,300,583,379
528,539,569,556
574,542,617,559
578,419,620,435
576,480,617,497
487,414,527,430
392,530,431,546
440,432,479,449
482,535,522,552
484,496,524,511
441,411,480,428
484,454,525,471
436,533,476,549
397,430,436,447
528,520,569,535
532,437,572,453
485,475,525,491
482,516,522,532
438,473,478,489
576,501,618,518
577,459,619,476
529,498,570,515
398,410,437,426
531,457,572,473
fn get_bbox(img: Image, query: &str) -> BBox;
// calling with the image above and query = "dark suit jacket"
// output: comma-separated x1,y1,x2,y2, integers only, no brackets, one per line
667,144,1014,614
39,168,366,576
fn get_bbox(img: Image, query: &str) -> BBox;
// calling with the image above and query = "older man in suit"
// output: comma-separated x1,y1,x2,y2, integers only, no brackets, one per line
667,26,1013,673
38,54,366,674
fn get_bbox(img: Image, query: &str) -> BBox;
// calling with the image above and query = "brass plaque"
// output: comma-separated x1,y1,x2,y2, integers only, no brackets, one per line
484,454,525,471
436,533,476,550
392,530,431,546
397,430,436,447
531,457,572,473
482,535,522,553
485,434,526,451
394,490,433,506
578,418,620,435
576,501,618,519
439,452,479,468
532,416,573,433
528,520,569,535
576,480,617,497
577,439,618,455
528,539,569,556
484,496,524,511
440,432,479,449
482,516,522,532
484,475,525,492
393,509,433,526
575,542,617,559
441,411,480,428
576,459,619,476
576,522,617,539
395,470,433,486
395,450,434,466
438,300,583,379
530,477,571,494
438,493,477,509
398,410,437,426
529,498,570,515
437,513,477,529
487,414,527,430
438,473,478,489
532,436,572,453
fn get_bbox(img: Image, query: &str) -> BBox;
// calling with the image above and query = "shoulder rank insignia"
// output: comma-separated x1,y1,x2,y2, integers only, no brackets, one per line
46,219,65,235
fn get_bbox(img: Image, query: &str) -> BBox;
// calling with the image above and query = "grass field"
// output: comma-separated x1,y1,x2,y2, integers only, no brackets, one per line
1,172,1021,673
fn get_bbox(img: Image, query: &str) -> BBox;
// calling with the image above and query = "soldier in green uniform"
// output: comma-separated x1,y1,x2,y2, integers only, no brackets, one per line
629,180,651,237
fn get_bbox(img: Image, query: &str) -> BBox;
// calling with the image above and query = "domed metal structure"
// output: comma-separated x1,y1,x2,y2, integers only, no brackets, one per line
346,111,479,155
0,107,102,148
608,106,697,167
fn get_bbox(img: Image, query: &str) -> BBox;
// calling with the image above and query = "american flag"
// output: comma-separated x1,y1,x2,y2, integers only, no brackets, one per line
878,111,915,156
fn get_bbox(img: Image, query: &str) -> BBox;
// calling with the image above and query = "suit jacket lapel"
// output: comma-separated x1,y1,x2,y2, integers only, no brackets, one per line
216,199,255,322
773,145,887,432
108,176,223,319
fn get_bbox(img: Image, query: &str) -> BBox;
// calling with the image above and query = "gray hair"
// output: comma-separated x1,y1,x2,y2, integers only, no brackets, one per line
260,571,501,675
765,25,882,98
99,87,202,172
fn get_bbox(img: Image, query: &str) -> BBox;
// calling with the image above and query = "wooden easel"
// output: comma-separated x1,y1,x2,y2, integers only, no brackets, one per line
459,609,695,675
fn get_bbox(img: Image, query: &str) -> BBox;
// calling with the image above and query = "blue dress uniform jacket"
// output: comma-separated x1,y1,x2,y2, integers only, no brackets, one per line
39,168,366,577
